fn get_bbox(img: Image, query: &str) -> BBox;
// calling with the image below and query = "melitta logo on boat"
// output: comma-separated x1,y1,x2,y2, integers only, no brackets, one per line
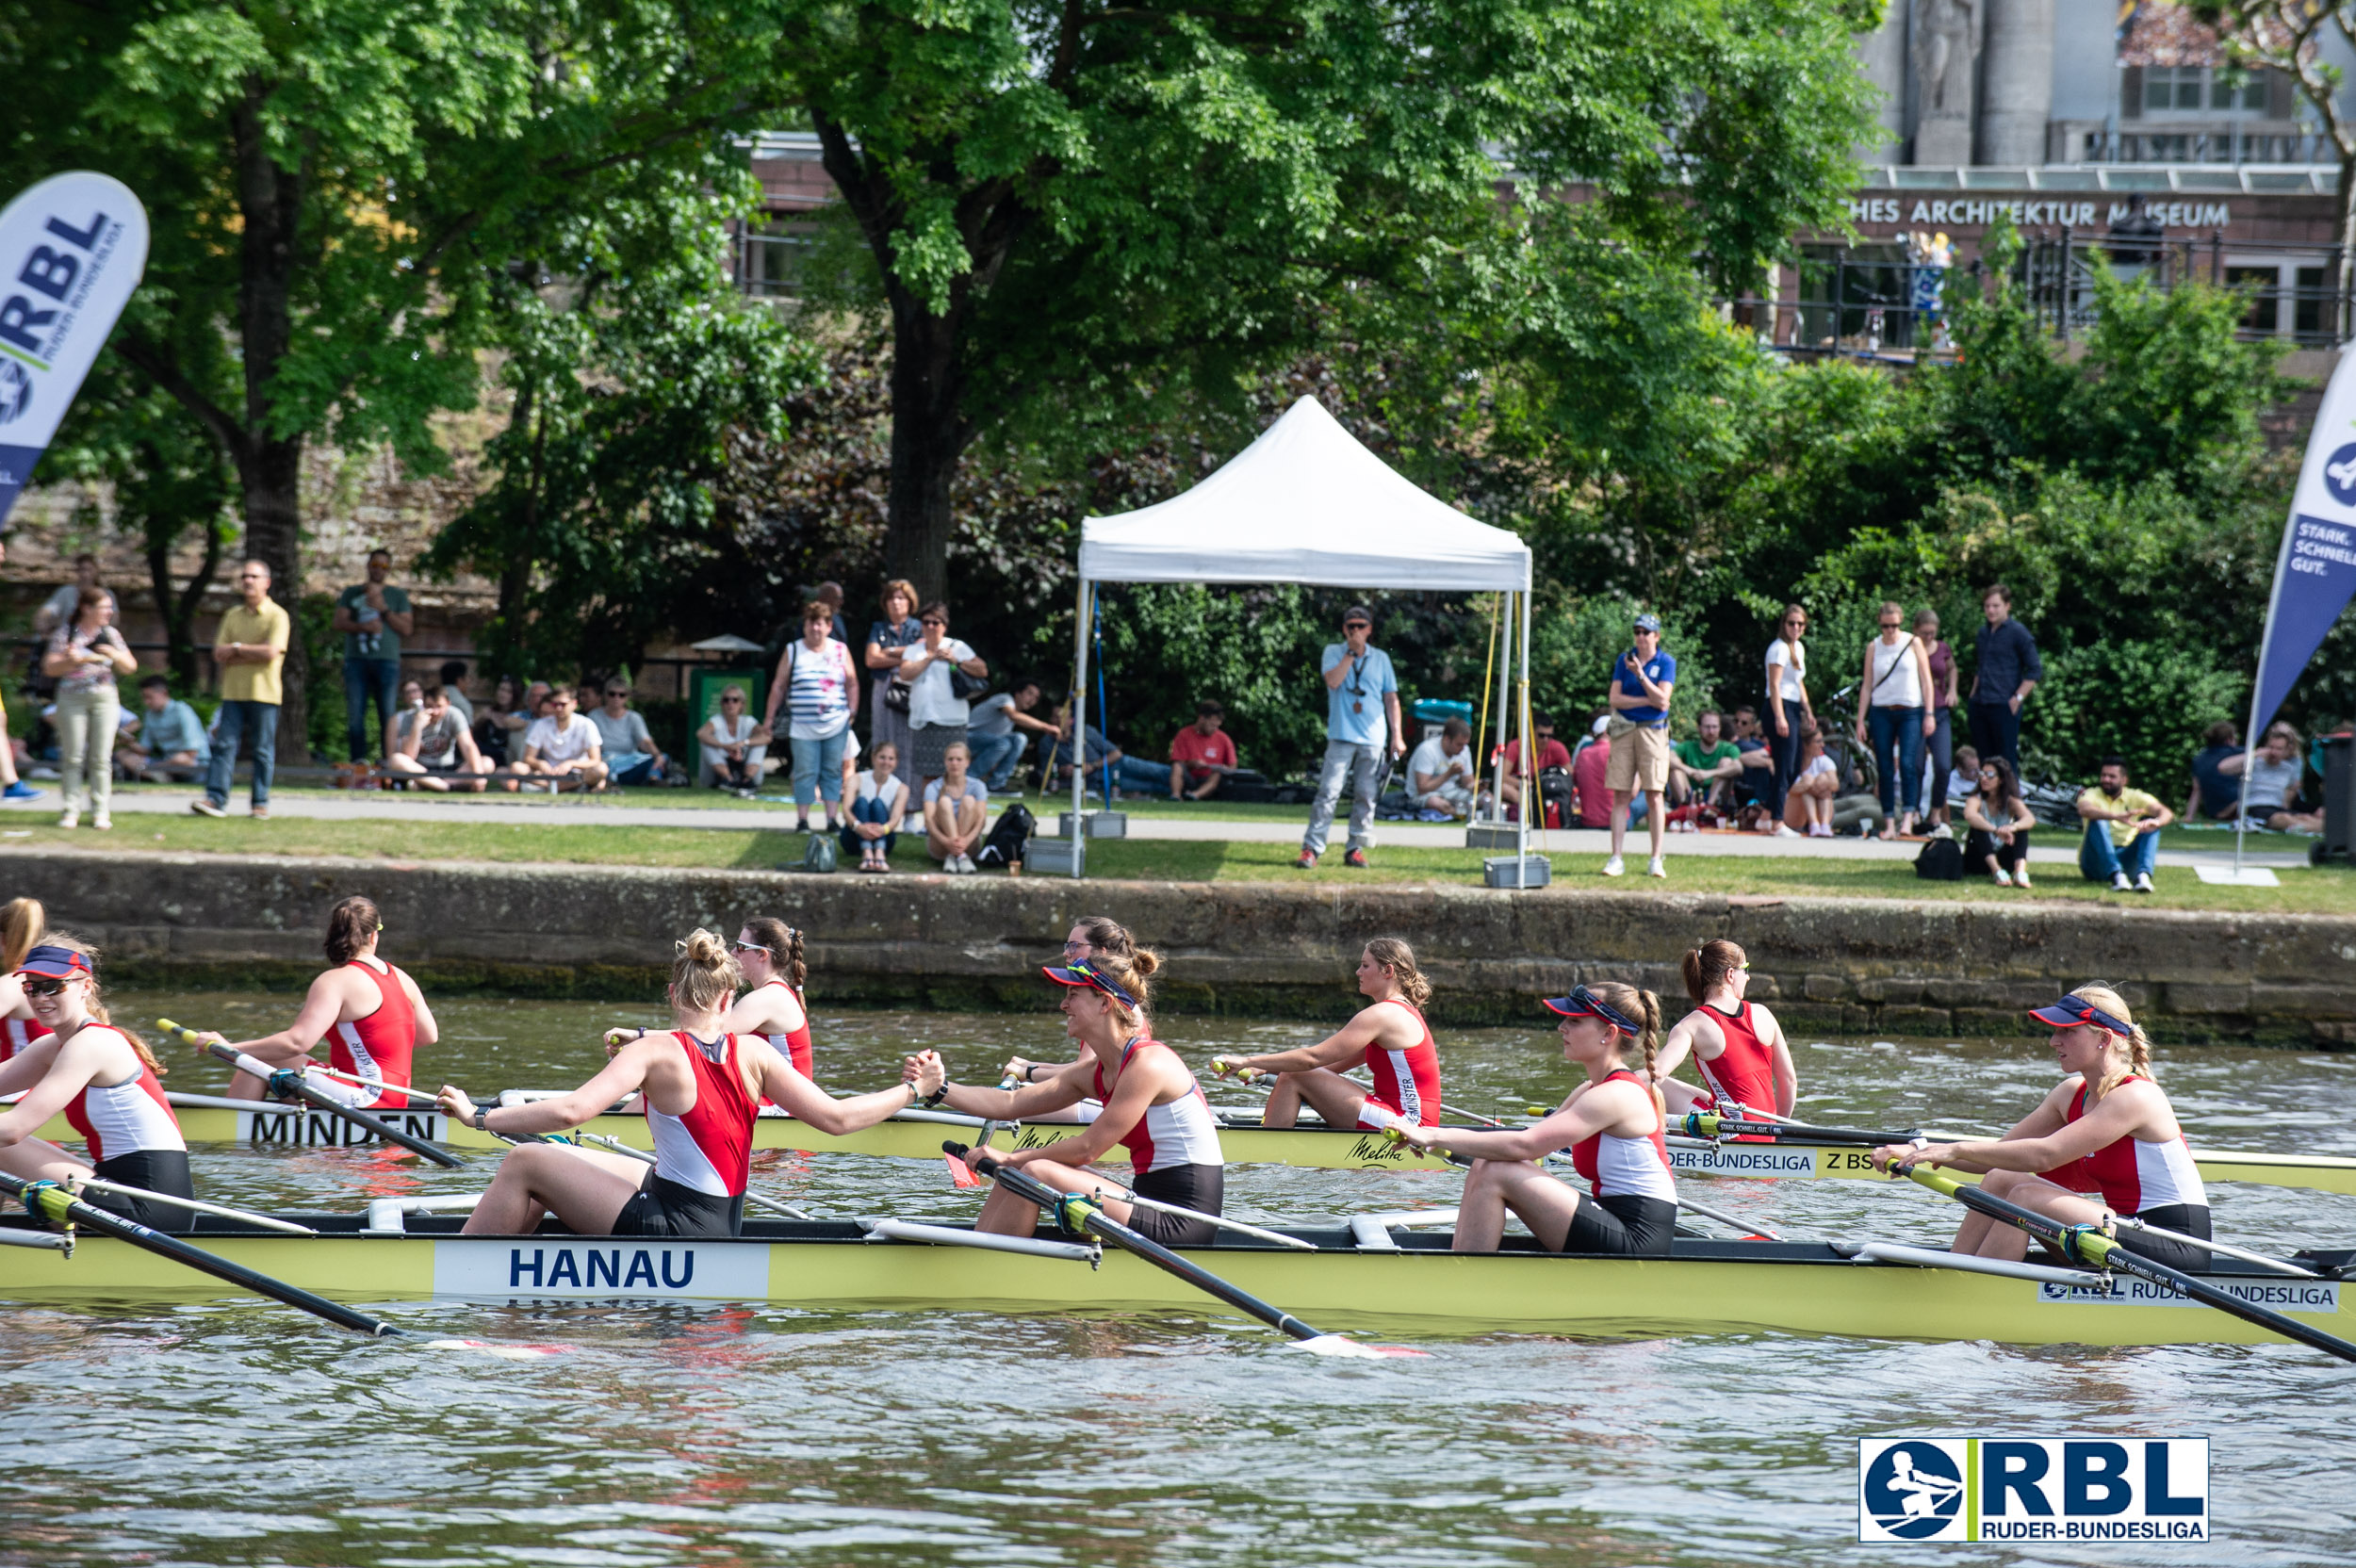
2036,1275,2341,1312
1345,1134,1419,1165
1858,1438,2209,1544
432,1238,768,1299
1665,1143,1816,1179
237,1107,448,1147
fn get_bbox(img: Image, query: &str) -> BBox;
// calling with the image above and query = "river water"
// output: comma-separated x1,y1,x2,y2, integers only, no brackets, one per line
4,992,2351,1567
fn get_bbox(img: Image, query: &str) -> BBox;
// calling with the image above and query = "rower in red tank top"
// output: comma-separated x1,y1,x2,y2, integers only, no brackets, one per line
1653,939,1796,1124
0,897,54,1065
323,958,416,1108
201,897,438,1109
1216,938,1444,1132
722,918,815,1087
0,1012,53,1066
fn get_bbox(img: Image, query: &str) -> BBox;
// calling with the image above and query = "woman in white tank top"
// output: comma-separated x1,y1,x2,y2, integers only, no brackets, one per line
1852,600,1935,839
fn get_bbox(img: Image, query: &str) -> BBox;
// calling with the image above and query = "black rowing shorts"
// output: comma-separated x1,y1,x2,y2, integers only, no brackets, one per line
2117,1203,2211,1274
87,1151,196,1234
1126,1164,1224,1247
611,1172,745,1239
1558,1192,1677,1257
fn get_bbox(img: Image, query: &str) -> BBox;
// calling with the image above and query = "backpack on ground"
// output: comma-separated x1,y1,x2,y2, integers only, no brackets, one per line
973,801,1036,870
1914,836,1964,881
800,832,840,874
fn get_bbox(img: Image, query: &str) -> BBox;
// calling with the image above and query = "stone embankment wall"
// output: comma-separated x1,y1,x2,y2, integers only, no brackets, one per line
11,849,2352,1045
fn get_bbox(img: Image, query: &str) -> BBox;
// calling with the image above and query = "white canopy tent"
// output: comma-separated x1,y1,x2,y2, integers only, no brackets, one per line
1065,396,1539,881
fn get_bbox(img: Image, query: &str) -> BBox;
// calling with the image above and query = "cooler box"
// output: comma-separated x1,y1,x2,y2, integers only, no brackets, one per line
1483,854,1551,889
1057,810,1127,839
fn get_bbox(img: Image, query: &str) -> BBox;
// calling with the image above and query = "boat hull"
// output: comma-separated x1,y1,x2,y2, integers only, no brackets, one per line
2,1218,2345,1348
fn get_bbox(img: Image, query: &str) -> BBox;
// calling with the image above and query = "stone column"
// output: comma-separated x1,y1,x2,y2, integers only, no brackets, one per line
1978,0,2055,166
1855,7,1911,164
1911,0,1980,164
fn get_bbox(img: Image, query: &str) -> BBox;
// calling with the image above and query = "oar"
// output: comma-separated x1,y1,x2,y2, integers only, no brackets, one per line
1890,1160,2356,1364
67,1175,316,1235
1209,1058,1507,1127
1681,1110,1922,1146
567,1129,815,1221
954,1070,1025,1189
947,1142,1418,1358
1384,1127,1783,1242
1082,1179,1318,1250
161,1020,465,1169
2110,1215,2317,1279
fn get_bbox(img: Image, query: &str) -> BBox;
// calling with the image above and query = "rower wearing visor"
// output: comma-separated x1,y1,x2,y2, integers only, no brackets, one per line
1212,938,1442,1132
0,937,195,1232
1871,984,2211,1272
917,946,1225,1246
1394,983,1677,1256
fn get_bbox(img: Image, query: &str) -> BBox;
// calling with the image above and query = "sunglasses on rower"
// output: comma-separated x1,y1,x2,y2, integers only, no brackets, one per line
20,976,74,998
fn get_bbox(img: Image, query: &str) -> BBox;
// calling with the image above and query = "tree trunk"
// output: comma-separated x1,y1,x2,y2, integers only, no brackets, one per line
2337,145,2356,349
147,504,226,690
238,436,307,759
885,301,965,605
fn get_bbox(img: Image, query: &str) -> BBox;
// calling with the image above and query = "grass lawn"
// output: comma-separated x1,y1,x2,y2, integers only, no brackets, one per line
31,811,2354,913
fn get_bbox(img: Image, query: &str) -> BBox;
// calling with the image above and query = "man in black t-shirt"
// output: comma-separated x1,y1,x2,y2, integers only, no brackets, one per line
2185,720,2243,821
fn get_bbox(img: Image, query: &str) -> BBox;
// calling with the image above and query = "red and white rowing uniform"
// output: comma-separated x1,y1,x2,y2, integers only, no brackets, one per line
1567,1070,1678,1201
1092,1038,1224,1174
1,1013,53,1066
646,1031,755,1198
309,958,416,1110
63,1027,187,1163
759,976,813,1078
1355,997,1442,1130
2048,1075,2208,1215
1691,999,1776,1121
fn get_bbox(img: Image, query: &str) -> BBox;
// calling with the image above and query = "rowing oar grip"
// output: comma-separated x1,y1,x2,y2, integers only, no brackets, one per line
1383,1126,1463,1166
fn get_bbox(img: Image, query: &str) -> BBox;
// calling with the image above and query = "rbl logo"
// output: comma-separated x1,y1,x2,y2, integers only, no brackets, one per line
0,207,109,366
1859,1437,2209,1544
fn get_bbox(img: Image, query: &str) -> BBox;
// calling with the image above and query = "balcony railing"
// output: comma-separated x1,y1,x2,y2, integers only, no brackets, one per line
2081,129,2337,166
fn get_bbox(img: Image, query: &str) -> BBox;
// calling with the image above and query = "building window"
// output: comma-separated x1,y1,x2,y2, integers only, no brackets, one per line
2142,65,2267,116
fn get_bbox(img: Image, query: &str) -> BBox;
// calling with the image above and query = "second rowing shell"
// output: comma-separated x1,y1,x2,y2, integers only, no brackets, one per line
49,1094,2356,1195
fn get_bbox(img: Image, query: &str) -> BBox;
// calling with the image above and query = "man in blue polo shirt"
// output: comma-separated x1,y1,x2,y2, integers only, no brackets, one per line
1298,604,1404,870
1605,612,1676,878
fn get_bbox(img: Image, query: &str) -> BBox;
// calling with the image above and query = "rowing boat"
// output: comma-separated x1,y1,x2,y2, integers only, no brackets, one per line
4,1208,2346,1348
51,1094,2356,1194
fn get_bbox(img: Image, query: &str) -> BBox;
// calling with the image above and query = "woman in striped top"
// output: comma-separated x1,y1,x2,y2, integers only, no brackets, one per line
764,599,859,833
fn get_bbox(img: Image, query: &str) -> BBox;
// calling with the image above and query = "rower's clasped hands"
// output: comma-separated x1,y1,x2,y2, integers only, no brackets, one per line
1870,1139,1944,1172
437,1086,479,1123
903,1050,946,1099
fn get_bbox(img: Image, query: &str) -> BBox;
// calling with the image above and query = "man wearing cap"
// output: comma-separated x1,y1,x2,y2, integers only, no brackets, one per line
1605,613,1676,877
1298,605,1404,871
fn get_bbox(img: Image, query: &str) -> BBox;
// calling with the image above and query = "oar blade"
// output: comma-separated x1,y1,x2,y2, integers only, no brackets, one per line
1288,1333,1431,1360
943,1152,981,1189
422,1338,574,1361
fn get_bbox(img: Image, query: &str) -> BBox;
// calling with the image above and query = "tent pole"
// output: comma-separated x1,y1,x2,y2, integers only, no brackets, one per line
1072,576,1089,879
1517,588,1531,888
1494,590,1514,825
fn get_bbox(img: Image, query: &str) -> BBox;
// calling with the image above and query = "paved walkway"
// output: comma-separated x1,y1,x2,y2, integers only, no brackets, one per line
2,787,2305,869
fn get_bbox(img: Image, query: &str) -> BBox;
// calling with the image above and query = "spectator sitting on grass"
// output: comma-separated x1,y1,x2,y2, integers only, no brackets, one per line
2217,721,2323,833
511,683,609,793
1407,716,1477,820
966,678,1056,792
1169,699,1239,800
1962,756,2035,888
1780,723,1839,837
385,683,492,792
2077,755,2172,893
475,675,528,769
384,677,426,762
924,741,990,874
1043,704,1165,799
2185,720,2244,822
697,684,767,797
1497,709,1572,820
842,739,908,873
1571,711,1613,827
117,675,209,783
1945,743,1981,815
1668,710,1742,808
438,661,474,725
588,678,669,787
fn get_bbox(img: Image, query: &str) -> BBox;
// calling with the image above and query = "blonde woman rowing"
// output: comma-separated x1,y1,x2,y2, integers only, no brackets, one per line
1213,938,1440,1132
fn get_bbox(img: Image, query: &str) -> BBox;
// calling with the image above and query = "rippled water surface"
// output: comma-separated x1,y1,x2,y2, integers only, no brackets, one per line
5,992,2353,1567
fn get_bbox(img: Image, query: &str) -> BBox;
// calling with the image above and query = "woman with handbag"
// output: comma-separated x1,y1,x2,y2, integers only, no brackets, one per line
864,580,924,789
763,600,859,832
1852,600,1935,840
898,600,989,791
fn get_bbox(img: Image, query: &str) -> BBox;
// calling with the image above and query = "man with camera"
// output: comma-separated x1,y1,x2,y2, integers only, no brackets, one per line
1298,606,1404,871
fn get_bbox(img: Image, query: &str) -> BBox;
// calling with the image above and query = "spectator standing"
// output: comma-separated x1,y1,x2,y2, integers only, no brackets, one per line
437,661,474,726
1962,757,2036,887
512,684,609,792
865,580,924,788
924,741,990,873
2076,756,2173,893
1968,584,2040,776
1762,603,1811,830
1604,612,1676,878
1853,600,1933,840
42,585,136,829
117,675,210,782
842,739,908,872
815,580,852,651
2185,721,2243,821
1781,722,1839,836
32,552,100,635
697,685,767,796
587,678,669,787
2217,722,2323,832
1407,717,1477,820
967,678,1056,792
1498,710,1573,822
1169,699,1240,800
1668,710,1742,809
898,600,986,790
1297,605,1403,871
1914,607,1959,825
333,547,414,762
764,599,859,831
385,684,493,792
194,559,288,821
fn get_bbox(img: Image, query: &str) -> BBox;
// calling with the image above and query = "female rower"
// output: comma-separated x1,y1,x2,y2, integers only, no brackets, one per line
721,916,813,1077
1651,939,1797,1120
1872,986,2209,1271
0,937,194,1231
917,946,1225,1245
1213,938,1439,1132
1000,915,1141,1092
197,895,436,1108
438,929,940,1237
1395,984,1677,1256
0,898,53,1064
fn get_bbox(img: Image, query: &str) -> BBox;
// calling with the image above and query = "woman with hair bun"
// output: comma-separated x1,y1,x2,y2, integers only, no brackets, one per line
723,916,813,1078
1396,982,1677,1256
197,895,437,1109
1215,938,1441,1132
1873,984,2211,1272
0,898,54,1064
1001,916,1142,1088
1651,939,1797,1119
440,929,941,1238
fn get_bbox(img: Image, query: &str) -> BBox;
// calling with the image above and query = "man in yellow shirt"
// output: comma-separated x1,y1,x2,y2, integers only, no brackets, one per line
2075,756,2173,893
194,559,290,820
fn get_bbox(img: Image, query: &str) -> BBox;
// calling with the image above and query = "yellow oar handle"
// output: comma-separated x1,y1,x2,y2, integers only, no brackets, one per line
1209,1057,1263,1083
1890,1161,1963,1198
1383,1125,1453,1162
157,1018,205,1051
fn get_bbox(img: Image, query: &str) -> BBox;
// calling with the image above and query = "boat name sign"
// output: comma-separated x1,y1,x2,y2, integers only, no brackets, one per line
433,1240,768,1299
2035,1275,2340,1312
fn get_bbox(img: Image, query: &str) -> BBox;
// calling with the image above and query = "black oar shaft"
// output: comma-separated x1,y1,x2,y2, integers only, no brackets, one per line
0,1171,401,1339
1687,1112,1919,1145
956,1144,1330,1343
190,1036,464,1168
